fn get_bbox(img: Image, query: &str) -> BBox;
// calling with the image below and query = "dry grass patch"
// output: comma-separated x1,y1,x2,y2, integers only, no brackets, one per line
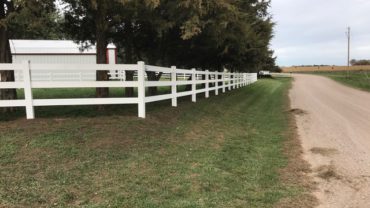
289,108,308,116
316,165,342,181
310,147,338,157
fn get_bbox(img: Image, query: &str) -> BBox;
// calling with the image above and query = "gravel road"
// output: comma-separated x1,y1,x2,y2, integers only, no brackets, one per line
289,74,370,208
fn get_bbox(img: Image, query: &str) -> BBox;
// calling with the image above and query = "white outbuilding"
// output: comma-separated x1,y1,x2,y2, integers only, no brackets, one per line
10,39,117,64
9,40,117,81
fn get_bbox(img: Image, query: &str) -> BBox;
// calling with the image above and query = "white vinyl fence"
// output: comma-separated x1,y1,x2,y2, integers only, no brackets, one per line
0,61,257,119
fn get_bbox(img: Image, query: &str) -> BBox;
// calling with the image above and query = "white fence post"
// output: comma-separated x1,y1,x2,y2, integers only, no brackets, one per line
222,72,226,93
171,66,177,107
205,70,209,98
242,73,244,87
235,73,238,89
241,73,244,87
239,73,243,88
137,61,146,118
233,73,236,89
23,60,35,119
192,68,196,103
228,73,232,91
243,73,246,86
215,72,219,95
240,73,242,88
229,73,232,90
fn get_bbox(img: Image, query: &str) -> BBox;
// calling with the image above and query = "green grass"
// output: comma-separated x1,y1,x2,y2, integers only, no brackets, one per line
0,78,305,207
306,70,370,91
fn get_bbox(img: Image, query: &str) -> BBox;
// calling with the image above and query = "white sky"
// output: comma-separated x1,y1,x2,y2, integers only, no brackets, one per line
270,0,370,66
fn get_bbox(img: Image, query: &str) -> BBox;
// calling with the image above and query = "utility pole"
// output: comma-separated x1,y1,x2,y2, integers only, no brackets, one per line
346,27,351,77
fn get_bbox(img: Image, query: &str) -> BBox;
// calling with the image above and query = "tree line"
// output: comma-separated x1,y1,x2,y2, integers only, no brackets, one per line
350,59,370,66
0,0,276,109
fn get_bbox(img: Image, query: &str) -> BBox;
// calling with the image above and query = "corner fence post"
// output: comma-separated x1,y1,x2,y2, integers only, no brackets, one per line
191,68,196,103
171,66,177,107
137,61,146,118
23,60,35,119
205,70,209,98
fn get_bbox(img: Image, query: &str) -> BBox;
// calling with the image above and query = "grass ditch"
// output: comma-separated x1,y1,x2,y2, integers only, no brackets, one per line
0,78,315,207
304,70,370,92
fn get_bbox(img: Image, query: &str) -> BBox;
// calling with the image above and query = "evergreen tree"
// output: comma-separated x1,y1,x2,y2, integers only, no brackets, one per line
0,0,61,111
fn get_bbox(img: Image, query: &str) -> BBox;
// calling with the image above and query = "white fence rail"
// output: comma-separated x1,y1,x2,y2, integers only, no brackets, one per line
0,61,257,119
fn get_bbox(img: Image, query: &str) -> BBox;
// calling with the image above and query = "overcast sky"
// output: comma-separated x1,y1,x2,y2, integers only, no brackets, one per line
270,0,370,66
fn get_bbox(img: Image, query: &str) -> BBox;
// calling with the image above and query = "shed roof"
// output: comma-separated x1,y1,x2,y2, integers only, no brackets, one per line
9,40,116,54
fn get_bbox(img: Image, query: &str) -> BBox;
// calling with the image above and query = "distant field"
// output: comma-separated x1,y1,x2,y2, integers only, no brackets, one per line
282,65,370,72
307,70,370,92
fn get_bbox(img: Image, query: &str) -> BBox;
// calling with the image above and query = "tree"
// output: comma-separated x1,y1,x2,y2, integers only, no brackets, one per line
63,0,156,98
7,0,64,39
0,0,16,110
109,0,275,94
63,0,275,96
110,0,163,96
63,0,111,98
350,59,370,66
128,0,275,72
1,0,63,112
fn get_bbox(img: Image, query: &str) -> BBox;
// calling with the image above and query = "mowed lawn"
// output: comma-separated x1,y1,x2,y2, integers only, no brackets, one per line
309,70,370,92
0,78,308,208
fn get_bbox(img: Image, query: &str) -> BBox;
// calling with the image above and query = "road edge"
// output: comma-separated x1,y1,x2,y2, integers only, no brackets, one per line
275,77,318,208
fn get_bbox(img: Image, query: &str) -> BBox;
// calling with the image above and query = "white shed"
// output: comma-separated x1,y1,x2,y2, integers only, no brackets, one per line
10,39,116,64
9,40,117,81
